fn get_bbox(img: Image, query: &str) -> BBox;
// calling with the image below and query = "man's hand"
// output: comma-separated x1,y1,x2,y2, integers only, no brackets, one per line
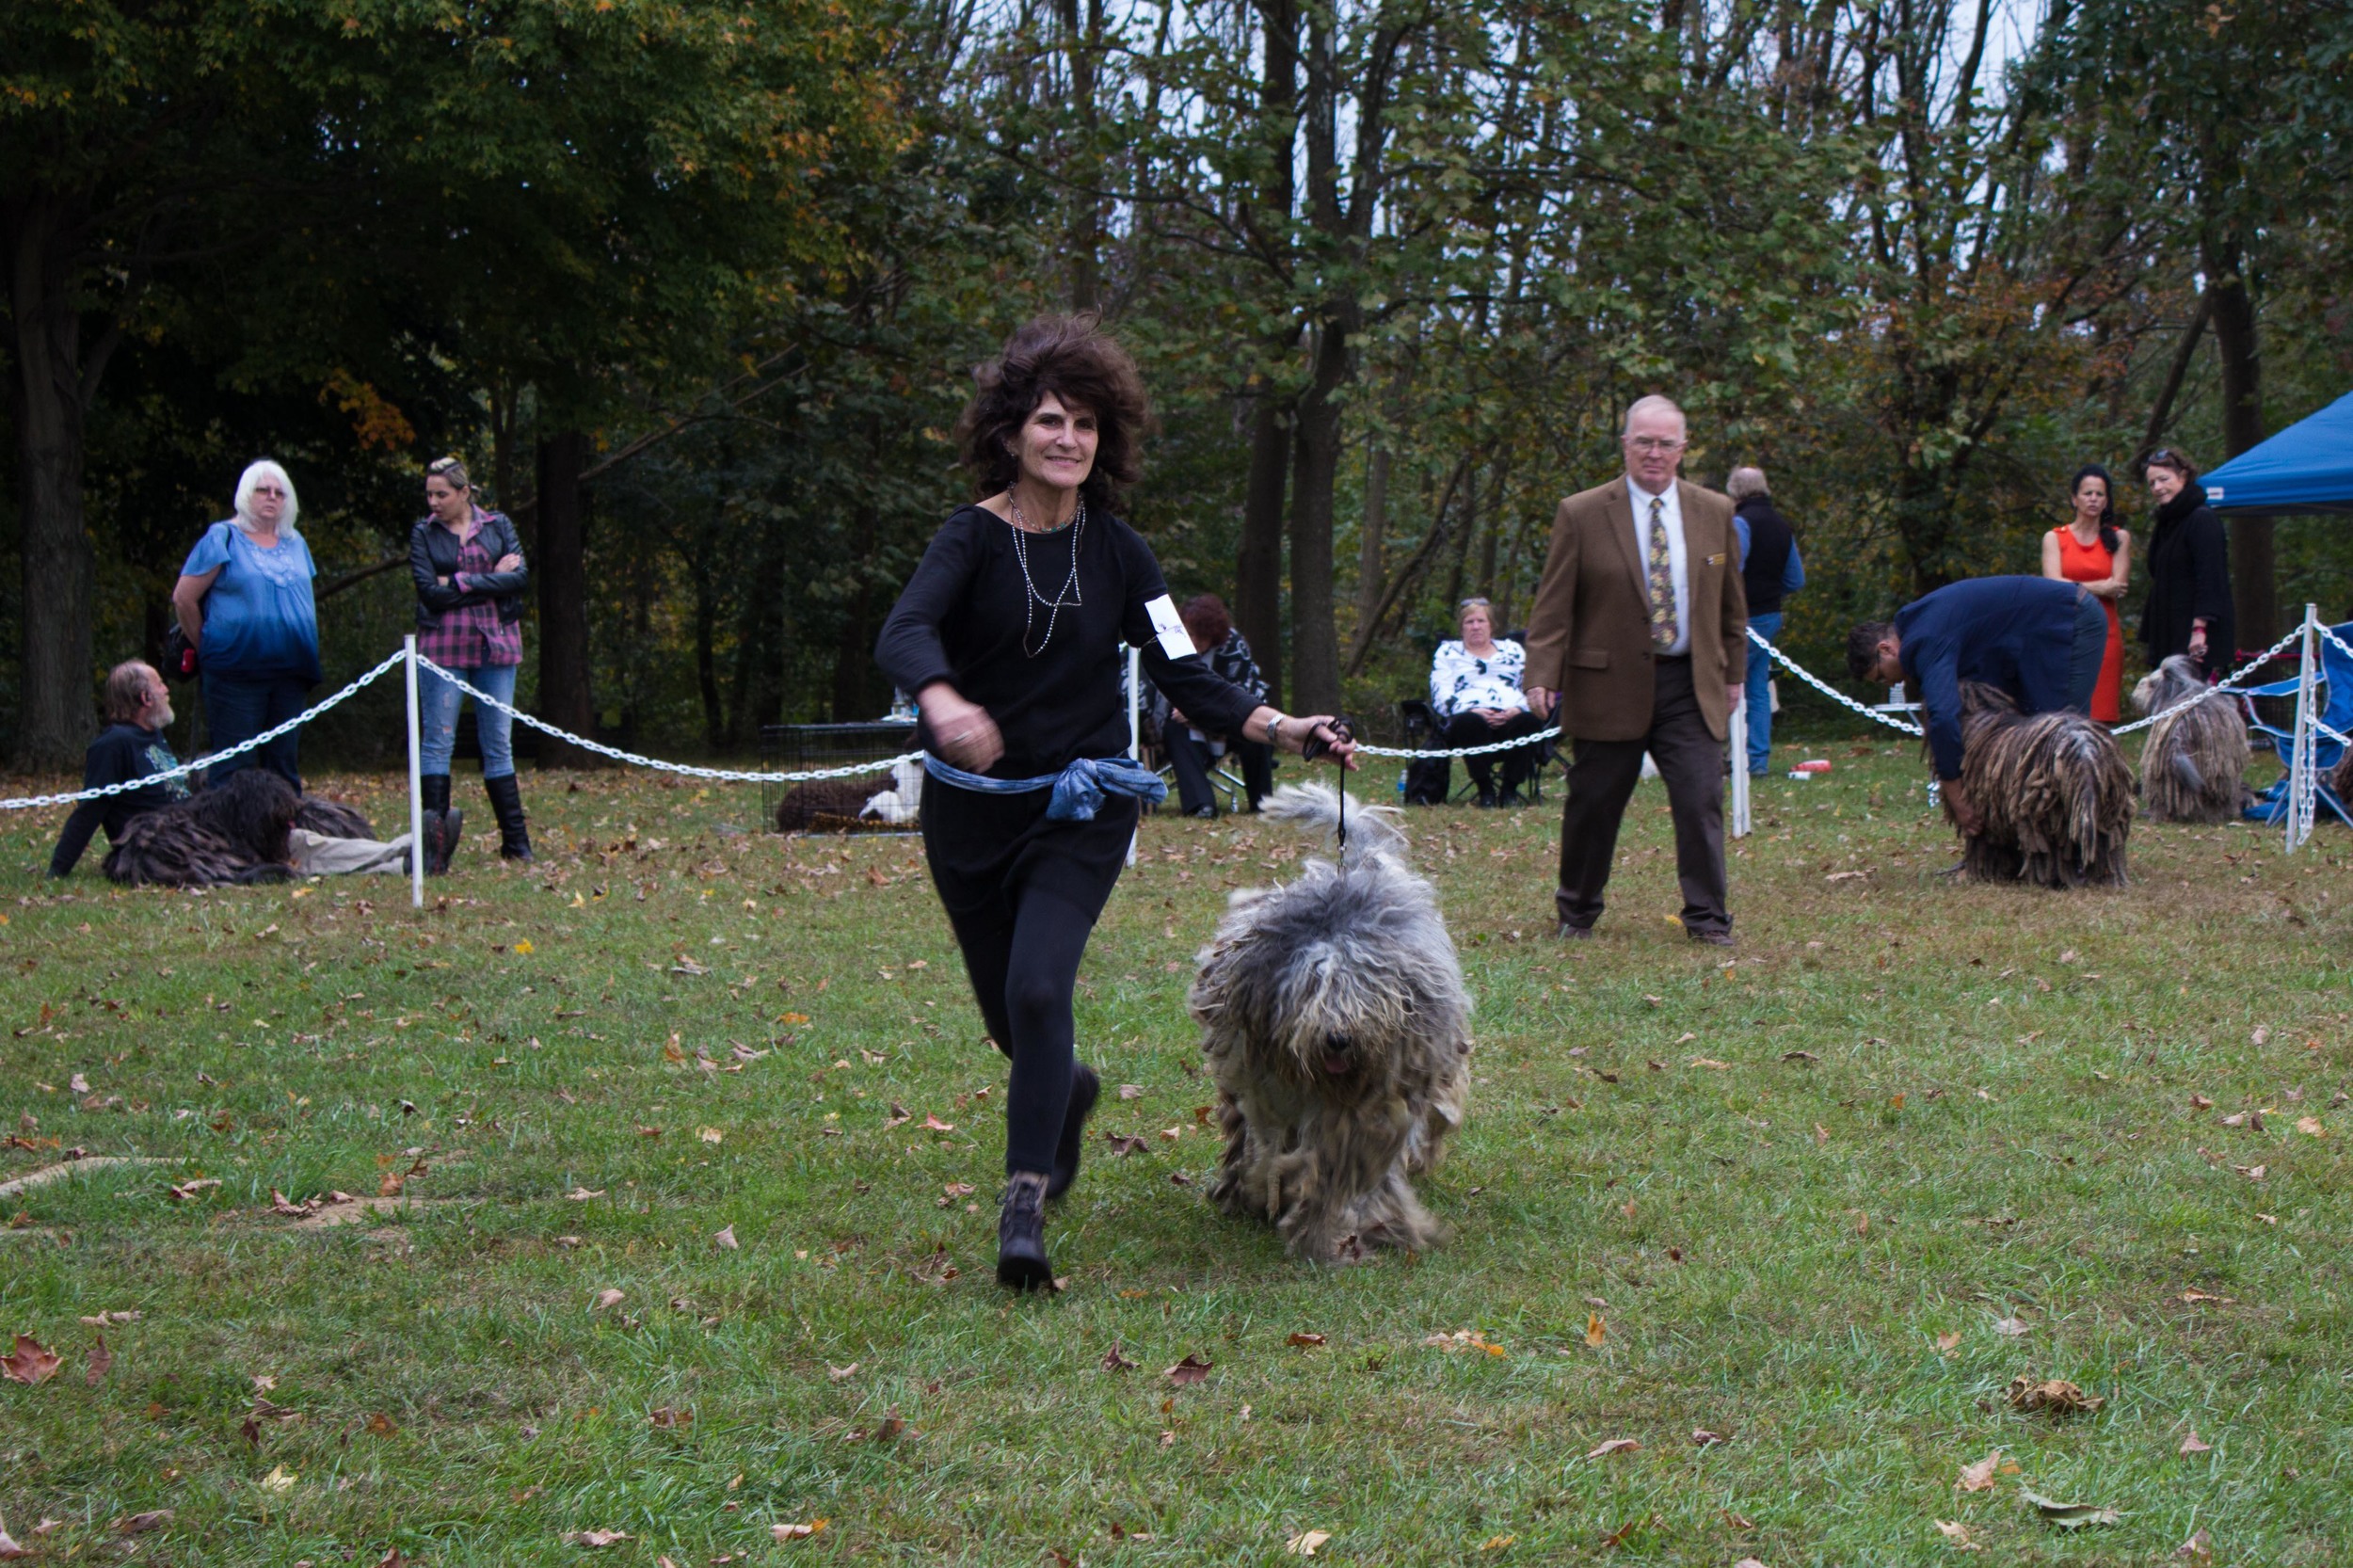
1728,683,1744,712
1167,707,1186,727
1526,687,1556,718
1944,776,1984,836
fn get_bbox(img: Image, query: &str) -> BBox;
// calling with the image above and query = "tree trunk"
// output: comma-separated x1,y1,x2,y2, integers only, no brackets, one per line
1237,392,1290,709
8,194,100,769
1057,0,1104,311
1287,316,1352,715
1353,438,1390,651
2203,234,2272,649
535,429,599,767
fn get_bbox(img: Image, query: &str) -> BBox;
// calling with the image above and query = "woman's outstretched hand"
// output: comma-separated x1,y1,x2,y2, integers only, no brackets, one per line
918,682,1004,773
1289,714,1360,771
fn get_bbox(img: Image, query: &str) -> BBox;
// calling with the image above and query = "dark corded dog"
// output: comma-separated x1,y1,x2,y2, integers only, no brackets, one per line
104,771,376,888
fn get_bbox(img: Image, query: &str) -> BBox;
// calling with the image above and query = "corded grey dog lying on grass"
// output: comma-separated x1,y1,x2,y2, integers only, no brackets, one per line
1188,784,1473,1263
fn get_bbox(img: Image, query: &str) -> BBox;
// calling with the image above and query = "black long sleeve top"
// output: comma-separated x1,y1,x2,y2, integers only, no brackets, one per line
875,504,1261,779
48,723,190,876
2140,484,2234,664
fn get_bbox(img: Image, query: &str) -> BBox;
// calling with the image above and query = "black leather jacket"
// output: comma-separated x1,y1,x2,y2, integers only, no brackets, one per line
411,510,529,628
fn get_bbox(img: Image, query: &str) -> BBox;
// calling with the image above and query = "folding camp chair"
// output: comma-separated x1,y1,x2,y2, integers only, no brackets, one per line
2240,620,2353,827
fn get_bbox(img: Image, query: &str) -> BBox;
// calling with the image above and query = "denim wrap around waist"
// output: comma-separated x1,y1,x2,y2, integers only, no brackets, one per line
922,753,1167,822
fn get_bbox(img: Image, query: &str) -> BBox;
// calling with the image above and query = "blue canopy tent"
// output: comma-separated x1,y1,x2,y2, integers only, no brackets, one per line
2203,389,2353,513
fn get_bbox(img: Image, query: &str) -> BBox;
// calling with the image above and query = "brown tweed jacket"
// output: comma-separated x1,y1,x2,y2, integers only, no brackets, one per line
1522,475,1748,743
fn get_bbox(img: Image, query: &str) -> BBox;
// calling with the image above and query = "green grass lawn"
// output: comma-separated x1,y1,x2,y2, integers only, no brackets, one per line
1,747,2346,1565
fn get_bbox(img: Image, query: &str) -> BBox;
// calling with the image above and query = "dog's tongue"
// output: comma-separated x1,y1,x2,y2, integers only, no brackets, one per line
1321,1052,1352,1076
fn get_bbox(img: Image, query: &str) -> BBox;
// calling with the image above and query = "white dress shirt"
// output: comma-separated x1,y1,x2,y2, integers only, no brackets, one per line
1625,477,1690,657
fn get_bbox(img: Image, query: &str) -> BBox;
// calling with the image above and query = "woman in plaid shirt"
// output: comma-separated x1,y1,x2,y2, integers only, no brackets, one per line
411,456,533,867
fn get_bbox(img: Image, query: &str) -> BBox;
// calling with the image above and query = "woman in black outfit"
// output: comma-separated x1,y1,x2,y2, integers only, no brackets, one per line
875,317,1355,1290
2140,447,2234,676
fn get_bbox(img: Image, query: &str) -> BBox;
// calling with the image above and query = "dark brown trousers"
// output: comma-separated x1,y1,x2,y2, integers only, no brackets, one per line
1553,655,1729,937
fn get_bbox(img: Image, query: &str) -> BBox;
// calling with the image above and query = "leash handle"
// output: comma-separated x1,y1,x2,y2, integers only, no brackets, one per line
1301,718,1355,848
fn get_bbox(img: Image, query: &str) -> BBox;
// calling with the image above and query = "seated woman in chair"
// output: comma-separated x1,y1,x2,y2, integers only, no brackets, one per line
1431,597,1545,807
1149,594,1273,817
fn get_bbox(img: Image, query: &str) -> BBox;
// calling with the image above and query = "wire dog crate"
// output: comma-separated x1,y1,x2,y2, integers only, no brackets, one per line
758,720,920,833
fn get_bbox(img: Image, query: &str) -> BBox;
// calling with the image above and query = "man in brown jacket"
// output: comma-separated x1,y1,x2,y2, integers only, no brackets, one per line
1525,396,1747,945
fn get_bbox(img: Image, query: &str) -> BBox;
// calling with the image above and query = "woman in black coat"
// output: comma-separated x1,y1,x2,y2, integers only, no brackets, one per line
2139,448,2233,676
875,316,1355,1290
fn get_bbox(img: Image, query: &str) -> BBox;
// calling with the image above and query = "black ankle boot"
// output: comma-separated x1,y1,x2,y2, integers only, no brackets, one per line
419,775,460,875
1046,1064,1100,1202
996,1171,1053,1291
485,774,534,862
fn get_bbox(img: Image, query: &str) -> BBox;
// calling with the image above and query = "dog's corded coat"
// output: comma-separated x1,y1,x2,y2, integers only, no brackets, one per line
1188,785,1473,1261
2132,654,2251,824
104,769,376,888
1950,682,2132,887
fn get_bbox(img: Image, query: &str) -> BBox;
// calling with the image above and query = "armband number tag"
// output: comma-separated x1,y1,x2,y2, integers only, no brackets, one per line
1144,594,1194,662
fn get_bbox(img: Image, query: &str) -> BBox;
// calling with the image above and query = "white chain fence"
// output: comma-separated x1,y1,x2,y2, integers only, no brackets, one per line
0,648,411,812
415,657,920,783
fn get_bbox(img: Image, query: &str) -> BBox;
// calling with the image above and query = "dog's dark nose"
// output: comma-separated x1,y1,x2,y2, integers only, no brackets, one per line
1326,1033,1353,1055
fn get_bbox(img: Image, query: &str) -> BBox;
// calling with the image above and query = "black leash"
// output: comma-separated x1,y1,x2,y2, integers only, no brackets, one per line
1300,718,1355,851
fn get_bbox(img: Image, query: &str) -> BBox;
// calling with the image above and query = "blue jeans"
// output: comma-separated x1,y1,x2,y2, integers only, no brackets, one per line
419,663,518,778
1742,611,1781,776
203,670,310,791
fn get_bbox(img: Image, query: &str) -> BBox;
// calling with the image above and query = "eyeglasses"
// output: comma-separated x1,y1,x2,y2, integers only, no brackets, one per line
1625,437,1686,455
250,486,287,497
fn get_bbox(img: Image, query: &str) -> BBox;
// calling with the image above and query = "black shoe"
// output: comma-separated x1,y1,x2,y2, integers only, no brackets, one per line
997,1171,1053,1291
1687,927,1736,948
1557,921,1594,941
1046,1064,1100,1201
1497,786,1525,808
1187,807,1216,820
485,774,534,862
1476,788,1499,808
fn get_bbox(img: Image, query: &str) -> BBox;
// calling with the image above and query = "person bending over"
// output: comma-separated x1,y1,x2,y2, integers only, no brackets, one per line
1847,575,2108,836
875,314,1355,1291
1148,594,1273,817
1430,597,1545,807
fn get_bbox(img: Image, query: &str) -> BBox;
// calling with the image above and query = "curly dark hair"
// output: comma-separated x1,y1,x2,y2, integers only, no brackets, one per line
954,314,1153,506
1847,621,1896,681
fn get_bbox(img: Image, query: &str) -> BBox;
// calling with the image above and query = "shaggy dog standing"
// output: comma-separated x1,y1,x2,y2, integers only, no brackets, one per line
2133,654,2251,824
1950,682,2132,887
1189,785,1472,1262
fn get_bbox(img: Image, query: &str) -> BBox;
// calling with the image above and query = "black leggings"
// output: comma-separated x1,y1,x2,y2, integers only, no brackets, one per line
943,885,1096,1176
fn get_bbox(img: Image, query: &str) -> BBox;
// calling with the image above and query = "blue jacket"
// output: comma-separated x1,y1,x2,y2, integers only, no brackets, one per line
1897,576,2084,780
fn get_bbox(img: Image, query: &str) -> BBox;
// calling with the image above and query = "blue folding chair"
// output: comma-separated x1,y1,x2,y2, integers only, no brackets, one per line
2240,620,2353,826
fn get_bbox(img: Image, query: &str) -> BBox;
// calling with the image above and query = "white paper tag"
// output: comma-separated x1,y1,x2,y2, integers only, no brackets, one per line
1144,594,1194,662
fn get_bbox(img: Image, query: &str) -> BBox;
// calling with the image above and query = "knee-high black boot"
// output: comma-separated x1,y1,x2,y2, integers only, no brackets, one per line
419,775,462,876
485,774,534,862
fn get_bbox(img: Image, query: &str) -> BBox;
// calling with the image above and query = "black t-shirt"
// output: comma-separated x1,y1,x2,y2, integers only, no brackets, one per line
48,723,189,876
875,504,1260,778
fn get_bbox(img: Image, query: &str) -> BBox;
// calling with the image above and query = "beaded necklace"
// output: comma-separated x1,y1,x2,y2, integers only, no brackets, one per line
1008,491,1086,658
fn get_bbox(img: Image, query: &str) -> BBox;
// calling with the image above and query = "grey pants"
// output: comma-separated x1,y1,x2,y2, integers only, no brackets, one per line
289,828,412,876
1554,656,1728,937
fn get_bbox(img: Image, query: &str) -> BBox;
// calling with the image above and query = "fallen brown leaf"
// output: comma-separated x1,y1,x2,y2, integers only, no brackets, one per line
86,1334,111,1385
116,1511,173,1535
772,1520,827,1541
2177,1528,2214,1560
648,1406,692,1429
366,1411,398,1436
1993,1316,2032,1337
563,1528,631,1546
1957,1448,2003,1493
713,1224,739,1250
1691,1428,1730,1447
1165,1353,1213,1385
1,1335,61,1385
1585,1437,1640,1459
1101,1347,1138,1372
1933,1519,1978,1550
593,1288,625,1311
2179,1429,2212,1455
2005,1376,2103,1415
1287,1529,1331,1557
2019,1489,2120,1528
1935,1331,1962,1353
1585,1312,1607,1348
1287,1333,1326,1349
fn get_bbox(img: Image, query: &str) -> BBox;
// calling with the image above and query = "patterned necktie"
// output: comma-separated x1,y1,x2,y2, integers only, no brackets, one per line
1646,494,1679,648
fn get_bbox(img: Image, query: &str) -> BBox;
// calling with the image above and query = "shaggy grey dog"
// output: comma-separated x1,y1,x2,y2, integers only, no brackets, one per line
1187,784,1473,1262
2133,654,2251,824
1951,682,2133,888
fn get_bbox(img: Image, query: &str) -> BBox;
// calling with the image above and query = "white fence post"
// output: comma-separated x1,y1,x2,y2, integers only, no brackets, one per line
2289,603,2320,854
406,635,425,908
1728,696,1751,838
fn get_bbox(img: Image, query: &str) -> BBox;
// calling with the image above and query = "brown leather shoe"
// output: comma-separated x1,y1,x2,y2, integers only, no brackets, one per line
1687,928,1736,947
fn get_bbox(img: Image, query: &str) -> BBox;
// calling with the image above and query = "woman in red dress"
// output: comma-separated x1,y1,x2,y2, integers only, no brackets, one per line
2042,464,2131,722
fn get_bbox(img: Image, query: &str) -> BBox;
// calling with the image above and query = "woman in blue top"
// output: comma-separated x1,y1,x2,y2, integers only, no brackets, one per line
171,459,322,789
